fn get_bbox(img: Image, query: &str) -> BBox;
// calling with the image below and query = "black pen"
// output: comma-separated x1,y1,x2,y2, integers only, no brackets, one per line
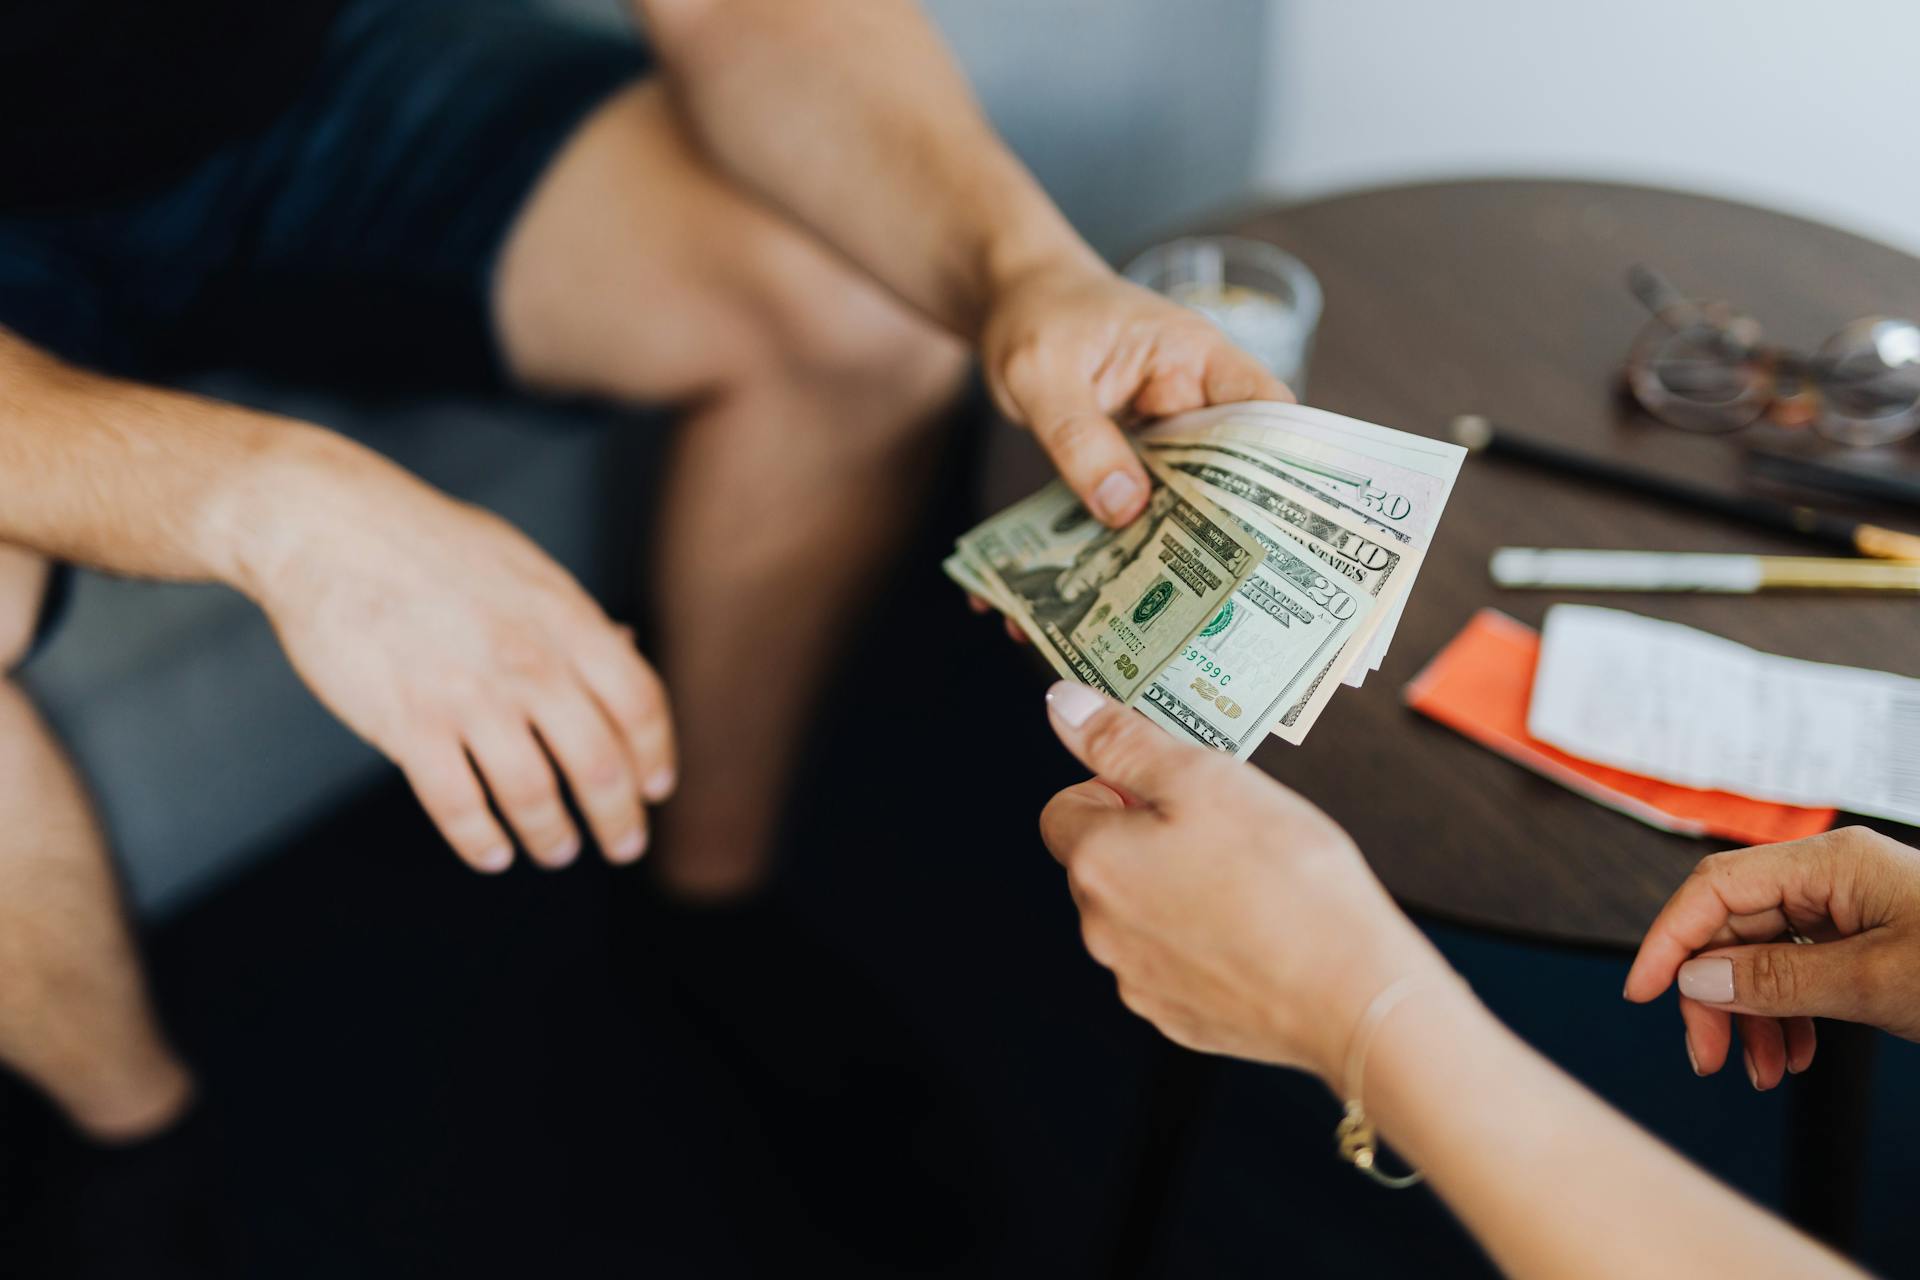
1449,415,1920,561
1743,446,1920,513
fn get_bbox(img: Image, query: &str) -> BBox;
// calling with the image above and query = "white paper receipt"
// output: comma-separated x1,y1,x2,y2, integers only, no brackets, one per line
1528,605,1920,827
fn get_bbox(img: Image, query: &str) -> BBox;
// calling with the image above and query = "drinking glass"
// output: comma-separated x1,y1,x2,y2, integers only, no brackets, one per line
1124,235,1324,395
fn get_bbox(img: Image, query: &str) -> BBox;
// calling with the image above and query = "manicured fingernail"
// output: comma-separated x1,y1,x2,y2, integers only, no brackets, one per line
610,828,647,862
1092,470,1142,523
1678,957,1734,1004
1744,1050,1760,1090
544,835,581,869
476,844,513,874
1047,681,1106,728
1685,1036,1702,1077
644,767,676,802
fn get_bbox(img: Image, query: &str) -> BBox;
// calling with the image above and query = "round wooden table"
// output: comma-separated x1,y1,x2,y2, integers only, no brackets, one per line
1220,179,1920,945
1058,180,1920,1264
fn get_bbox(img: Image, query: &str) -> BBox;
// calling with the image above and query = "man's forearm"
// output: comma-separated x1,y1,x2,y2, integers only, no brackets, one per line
0,329,349,594
637,0,1100,338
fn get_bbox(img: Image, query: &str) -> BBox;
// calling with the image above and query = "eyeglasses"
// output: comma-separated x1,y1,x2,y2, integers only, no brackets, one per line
1623,265,1920,447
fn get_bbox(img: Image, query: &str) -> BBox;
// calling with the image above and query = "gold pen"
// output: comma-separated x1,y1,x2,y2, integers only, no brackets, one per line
1490,548,1920,594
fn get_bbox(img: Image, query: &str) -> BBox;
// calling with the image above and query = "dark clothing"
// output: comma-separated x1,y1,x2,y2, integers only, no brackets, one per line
4,0,651,658
0,0,646,382
0,0,349,212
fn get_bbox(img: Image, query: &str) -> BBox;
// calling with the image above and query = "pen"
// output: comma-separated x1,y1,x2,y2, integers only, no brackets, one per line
1490,548,1920,593
1450,415,1920,561
1743,446,1920,513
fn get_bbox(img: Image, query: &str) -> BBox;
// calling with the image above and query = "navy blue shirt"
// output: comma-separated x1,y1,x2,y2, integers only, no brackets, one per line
0,0,345,211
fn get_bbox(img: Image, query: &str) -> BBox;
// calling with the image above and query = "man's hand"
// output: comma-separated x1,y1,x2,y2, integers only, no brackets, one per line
981,258,1292,526
634,0,1284,528
1037,681,1443,1081
1625,826,1920,1089
239,440,676,874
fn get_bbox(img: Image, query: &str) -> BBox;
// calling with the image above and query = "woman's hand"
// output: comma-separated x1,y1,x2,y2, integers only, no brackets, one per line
980,258,1291,528
1037,681,1446,1082
1624,826,1920,1089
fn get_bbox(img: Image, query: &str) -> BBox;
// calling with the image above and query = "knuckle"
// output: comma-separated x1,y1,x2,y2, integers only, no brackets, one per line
1745,948,1800,1008
1042,411,1111,463
595,655,671,742
559,726,626,784
612,672,665,730
401,709,458,748
490,627,559,685
1000,340,1046,395
1037,801,1072,854
1082,711,1152,779
1841,824,1904,864
628,691,674,748
1080,919,1117,968
1114,981,1169,1035
495,775,560,816
428,793,489,833
403,759,481,820
578,754,629,794
1693,849,1746,884
1067,853,1109,905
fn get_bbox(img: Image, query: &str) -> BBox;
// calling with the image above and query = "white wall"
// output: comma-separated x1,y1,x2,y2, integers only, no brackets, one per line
1257,0,1920,255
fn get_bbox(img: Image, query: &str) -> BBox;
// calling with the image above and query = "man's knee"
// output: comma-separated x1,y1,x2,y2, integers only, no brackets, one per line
748,237,969,421
0,547,50,673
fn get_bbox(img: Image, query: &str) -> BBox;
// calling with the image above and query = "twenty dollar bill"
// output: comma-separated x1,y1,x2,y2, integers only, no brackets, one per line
952,459,1262,705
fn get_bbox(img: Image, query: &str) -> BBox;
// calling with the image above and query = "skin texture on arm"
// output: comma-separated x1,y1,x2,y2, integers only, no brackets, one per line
633,0,1291,527
636,0,1089,335
0,329,300,584
1036,682,1858,1280
0,327,674,873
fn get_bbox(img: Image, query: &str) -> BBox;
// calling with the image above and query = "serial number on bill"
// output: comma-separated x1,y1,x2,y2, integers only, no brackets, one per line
1184,650,1232,683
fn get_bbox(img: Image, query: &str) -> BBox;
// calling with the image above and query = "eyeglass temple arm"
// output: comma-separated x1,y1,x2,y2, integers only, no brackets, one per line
1627,264,1699,329
1626,265,1764,364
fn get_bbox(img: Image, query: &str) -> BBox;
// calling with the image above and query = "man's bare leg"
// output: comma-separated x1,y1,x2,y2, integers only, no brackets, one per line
0,545,193,1141
497,83,966,898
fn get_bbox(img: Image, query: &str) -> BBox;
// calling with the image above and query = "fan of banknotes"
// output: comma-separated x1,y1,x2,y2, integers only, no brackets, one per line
944,401,1467,757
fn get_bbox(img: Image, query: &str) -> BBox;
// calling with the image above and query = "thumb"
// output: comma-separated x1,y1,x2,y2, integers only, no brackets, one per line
1038,777,1129,866
1678,935,1883,1022
1045,680,1207,808
1005,362,1150,527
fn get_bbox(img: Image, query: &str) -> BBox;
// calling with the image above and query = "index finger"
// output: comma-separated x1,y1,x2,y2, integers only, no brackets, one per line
1004,356,1149,527
1624,840,1829,1002
1203,346,1294,406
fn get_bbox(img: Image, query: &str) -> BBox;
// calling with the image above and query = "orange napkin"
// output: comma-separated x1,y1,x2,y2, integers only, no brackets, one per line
1404,609,1835,845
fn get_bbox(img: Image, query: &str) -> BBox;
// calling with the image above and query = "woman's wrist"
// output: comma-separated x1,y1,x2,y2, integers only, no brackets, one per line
1348,979,1502,1163
1303,932,1461,1091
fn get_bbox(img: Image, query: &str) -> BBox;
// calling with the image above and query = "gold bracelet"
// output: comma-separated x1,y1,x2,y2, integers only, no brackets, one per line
1333,973,1458,1189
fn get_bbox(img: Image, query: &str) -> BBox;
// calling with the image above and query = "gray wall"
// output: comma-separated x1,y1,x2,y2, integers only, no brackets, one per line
1258,0,1920,255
